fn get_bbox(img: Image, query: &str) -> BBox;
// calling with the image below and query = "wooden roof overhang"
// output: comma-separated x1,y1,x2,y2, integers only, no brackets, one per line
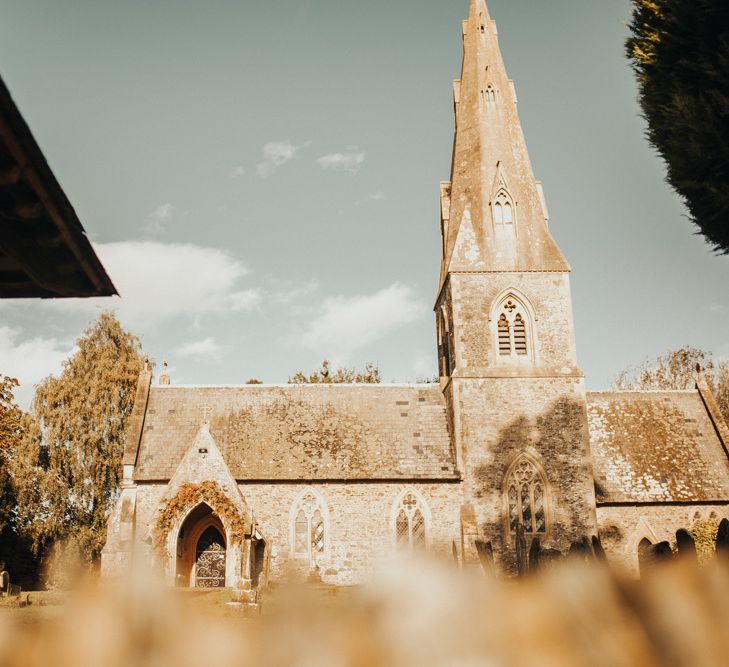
0,75,116,298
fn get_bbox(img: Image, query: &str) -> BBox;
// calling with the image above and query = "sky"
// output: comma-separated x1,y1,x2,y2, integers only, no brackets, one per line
0,0,727,408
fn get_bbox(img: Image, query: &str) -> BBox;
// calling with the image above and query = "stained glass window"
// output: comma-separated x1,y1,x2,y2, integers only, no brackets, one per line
505,458,547,535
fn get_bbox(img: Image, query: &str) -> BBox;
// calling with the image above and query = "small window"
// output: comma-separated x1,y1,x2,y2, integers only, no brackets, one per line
439,306,453,377
394,491,428,552
483,85,497,107
492,189,513,225
505,457,547,535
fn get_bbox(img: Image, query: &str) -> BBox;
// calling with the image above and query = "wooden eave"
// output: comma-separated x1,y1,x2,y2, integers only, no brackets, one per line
0,75,117,298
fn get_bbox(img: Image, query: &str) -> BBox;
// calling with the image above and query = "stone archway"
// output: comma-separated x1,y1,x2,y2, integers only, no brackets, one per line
175,503,227,588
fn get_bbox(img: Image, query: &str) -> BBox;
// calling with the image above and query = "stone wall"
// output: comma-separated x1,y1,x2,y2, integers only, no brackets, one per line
451,376,597,571
239,482,463,585
448,272,579,373
597,504,729,575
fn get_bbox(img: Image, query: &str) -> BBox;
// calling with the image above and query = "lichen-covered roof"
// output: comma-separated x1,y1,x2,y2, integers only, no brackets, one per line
133,384,457,481
587,391,729,503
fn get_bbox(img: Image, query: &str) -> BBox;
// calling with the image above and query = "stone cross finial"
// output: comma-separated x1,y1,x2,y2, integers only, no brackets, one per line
159,361,170,386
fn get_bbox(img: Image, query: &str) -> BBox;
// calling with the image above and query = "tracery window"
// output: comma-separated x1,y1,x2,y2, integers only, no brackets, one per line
293,492,326,563
505,458,547,535
492,189,513,226
394,491,427,551
483,84,496,105
496,297,531,359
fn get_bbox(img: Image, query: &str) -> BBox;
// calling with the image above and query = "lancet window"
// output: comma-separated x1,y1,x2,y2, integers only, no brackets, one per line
492,189,513,226
505,457,547,535
496,297,531,359
439,306,453,376
394,491,427,551
483,84,497,105
293,492,326,562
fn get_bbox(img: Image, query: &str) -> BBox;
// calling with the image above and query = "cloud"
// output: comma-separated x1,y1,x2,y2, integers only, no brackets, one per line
175,337,223,361
40,241,261,328
316,146,366,174
272,279,320,306
297,283,427,362
355,190,385,207
257,141,310,177
0,326,73,409
229,166,246,179
146,202,175,234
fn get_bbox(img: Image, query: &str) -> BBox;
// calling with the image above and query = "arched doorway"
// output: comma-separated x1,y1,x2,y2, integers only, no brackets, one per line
175,503,227,588
195,526,226,588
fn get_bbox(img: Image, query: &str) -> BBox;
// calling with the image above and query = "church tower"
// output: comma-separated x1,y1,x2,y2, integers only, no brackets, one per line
437,0,597,570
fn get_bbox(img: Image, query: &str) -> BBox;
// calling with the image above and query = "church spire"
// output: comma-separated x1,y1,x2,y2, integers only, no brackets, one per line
439,1,569,284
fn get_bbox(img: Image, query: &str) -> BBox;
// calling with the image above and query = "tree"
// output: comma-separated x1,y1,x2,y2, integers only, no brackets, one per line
613,346,728,420
0,375,24,535
626,0,729,253
13,312,143,564
289,359,381,384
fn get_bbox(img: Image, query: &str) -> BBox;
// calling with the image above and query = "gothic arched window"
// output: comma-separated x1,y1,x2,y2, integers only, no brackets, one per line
495,296,532,360
393,491,428,551
439,305,453,377
292,492,326,563
493,189,513,226
505,457,547,535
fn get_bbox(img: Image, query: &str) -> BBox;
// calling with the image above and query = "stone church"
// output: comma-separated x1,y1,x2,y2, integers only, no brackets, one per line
101,0,729,590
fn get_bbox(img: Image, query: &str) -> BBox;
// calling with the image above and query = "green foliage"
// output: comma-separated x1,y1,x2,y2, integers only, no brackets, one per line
691,519,720,565
613,346,728,422
626,0,729,253
289,359,381,384
12,312,143,564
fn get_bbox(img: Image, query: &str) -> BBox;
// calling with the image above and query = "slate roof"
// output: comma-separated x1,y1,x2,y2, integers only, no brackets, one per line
587,391,729,504
133,384,458,481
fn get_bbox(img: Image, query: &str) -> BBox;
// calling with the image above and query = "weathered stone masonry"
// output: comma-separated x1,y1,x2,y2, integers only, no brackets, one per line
101,0,729,587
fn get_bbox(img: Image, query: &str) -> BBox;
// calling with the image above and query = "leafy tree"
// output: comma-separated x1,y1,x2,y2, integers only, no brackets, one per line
626,0,729,253
613,346,728,420
289,359,381,384
0,375,24,535
13,312,143,564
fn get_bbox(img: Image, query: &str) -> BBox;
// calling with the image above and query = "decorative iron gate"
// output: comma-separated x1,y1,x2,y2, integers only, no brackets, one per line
195,527,226,588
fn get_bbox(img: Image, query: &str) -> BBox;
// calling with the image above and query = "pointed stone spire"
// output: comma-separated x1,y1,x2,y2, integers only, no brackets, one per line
440,0,569,284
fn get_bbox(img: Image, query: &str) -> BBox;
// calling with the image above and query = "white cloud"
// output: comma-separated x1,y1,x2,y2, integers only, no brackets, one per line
0,326,73,409
273,279,320,305
41,241,261,329
257,140,310,177
297,283,427,362
175,337,223,361
316,146,366,174
146,202,175,234
369,191,384,201
229,165,246,179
